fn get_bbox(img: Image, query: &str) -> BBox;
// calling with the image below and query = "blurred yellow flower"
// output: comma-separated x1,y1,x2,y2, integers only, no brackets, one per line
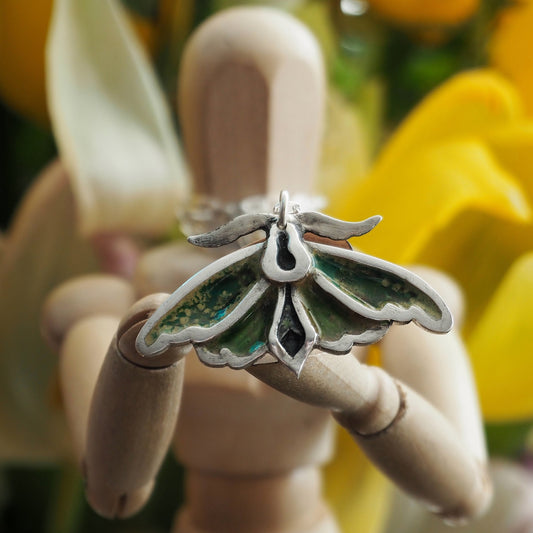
323,68,533,531
468,252,533,420
327,68,533,421
324,422,390,533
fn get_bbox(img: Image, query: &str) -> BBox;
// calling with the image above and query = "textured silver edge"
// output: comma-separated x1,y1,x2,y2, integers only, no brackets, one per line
188,213,274,248
195,343,269,369
317,326,390,353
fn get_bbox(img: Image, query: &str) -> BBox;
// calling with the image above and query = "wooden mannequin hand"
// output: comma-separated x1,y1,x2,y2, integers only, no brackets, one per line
43,281,188,518
84,294,189,518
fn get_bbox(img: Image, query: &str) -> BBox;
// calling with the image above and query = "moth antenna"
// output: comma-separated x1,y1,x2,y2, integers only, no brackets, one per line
188,213,275,248
296,212,382,240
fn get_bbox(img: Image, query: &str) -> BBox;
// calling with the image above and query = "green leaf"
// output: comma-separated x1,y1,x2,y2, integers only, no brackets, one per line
485,420,532,457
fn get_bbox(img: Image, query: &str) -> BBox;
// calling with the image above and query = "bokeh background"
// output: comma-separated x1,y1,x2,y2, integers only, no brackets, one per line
2,1,533,532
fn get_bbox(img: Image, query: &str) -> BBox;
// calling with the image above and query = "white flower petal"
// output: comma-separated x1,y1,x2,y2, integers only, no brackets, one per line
47,0,190,236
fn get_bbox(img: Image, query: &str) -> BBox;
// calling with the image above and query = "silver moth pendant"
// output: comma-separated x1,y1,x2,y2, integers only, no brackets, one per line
136,191,452,376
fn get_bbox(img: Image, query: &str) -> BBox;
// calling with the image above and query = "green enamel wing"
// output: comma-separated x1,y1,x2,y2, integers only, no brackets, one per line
136,193,452,375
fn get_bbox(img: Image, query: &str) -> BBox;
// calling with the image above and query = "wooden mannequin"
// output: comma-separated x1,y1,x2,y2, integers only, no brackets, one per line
42,7,491,532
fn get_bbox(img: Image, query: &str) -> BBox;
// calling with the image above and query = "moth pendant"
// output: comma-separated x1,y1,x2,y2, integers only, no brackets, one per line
136,191,453,375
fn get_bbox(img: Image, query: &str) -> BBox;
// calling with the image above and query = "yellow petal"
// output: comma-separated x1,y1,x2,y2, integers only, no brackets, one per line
0,0,53,124
415,123,533,331
468,252,533,421
486,122,533,201
366,0,480,26
324,427,391,533
373,69,523,179
47,0,190,237
490,0,533,117
417,212,533,334
329,139,530,265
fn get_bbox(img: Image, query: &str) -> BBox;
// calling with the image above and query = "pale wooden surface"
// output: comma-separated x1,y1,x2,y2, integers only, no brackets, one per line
178,6,325,202
175,467,334,533
346,382,490,524
59,315,118,463
250,323,491,521
85,333,185,518
42,274,135,352
174,355,334,475
42,275,136,463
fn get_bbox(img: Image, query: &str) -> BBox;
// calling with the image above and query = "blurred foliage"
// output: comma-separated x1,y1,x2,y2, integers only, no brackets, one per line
485,420,533,458
0,456,184,533
329,0,508,123
0,103,56,230
122,0,160,19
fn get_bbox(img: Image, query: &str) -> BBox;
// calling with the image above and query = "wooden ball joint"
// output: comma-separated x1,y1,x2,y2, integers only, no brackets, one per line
41,6,492,532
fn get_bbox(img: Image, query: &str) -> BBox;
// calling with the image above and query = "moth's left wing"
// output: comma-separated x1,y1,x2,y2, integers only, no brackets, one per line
136,242,267,361
307,242,453,334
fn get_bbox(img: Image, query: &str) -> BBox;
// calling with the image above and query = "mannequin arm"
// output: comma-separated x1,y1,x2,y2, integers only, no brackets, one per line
43,282,187,518
84,294,187,518
249,344,491,523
